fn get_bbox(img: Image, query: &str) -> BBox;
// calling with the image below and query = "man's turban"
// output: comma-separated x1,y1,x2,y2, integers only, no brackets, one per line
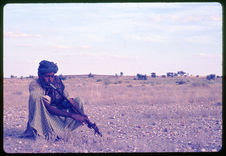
38,60,58,75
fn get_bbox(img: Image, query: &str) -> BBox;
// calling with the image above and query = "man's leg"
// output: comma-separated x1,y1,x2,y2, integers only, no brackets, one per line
70,97,86,116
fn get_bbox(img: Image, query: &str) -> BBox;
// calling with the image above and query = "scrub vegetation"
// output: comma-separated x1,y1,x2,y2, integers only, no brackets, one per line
3,75,222,153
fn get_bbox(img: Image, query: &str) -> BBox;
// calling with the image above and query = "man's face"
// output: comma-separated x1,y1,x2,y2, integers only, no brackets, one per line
41,72,55,84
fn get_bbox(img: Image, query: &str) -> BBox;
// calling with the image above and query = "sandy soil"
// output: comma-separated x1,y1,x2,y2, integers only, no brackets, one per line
3,75,222,153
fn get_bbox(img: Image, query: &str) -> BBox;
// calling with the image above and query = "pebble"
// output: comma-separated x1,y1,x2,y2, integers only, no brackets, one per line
174,148,179,152
108,121,114,125
16,124,22,128
216,102,221,106
201,148,206,152
212,149,218,152
43,145,48,148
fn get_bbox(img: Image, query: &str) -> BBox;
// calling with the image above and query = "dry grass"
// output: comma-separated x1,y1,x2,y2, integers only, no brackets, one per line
3,75,222,153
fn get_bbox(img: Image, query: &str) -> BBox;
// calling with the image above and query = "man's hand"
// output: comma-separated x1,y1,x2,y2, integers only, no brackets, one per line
70,114,88,123
42,95,51,104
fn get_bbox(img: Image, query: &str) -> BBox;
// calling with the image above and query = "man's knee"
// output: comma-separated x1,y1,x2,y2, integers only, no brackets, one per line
73,97,84,105
30,90,42,98
73,97,85,111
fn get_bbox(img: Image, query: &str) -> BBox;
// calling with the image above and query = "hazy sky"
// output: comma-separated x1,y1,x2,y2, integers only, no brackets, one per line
3,2,222,77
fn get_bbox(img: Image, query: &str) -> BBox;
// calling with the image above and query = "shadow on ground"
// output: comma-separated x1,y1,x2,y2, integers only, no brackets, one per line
4,128,35,140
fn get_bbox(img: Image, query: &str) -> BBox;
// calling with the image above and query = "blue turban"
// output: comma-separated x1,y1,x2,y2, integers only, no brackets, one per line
38,60,58,75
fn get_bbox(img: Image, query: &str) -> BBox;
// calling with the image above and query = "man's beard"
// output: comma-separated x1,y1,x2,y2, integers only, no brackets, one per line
38,76,65,104
38,77,52,90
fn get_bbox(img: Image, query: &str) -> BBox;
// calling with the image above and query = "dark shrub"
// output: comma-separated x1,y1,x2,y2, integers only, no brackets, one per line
151,72,156,78
177,71,186,76
28,75,35,79
59,74,66,80
13,91,23,95
103,79,111,85
96,79,102,82
114,81,122,84
10,75,17,78
167,72,174,77
137,73,147,80
191,82,209,87
206,74,215,80
176,80,186,85
88,72,94,78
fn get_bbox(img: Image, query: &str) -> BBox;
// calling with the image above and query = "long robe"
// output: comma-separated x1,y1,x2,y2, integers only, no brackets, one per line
22,79,85,140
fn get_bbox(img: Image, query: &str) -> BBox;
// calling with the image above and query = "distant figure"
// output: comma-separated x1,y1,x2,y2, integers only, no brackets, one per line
22,60,88,141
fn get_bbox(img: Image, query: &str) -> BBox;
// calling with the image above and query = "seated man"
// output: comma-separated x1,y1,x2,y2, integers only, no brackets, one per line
22,60,88,140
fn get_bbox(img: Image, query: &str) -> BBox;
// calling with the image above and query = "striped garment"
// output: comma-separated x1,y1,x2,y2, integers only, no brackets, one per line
22,79,85,140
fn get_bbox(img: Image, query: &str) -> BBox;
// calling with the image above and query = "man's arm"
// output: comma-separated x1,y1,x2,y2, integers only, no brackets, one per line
42,97,87,122
43,99,72,117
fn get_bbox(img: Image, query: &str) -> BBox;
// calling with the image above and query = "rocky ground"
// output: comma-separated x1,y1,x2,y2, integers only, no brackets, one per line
3,76,222,153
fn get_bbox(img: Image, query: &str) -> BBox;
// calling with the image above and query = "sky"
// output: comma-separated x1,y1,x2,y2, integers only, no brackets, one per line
3,2,222,77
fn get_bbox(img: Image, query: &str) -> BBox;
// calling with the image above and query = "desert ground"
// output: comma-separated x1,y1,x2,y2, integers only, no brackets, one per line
3,75,222,153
